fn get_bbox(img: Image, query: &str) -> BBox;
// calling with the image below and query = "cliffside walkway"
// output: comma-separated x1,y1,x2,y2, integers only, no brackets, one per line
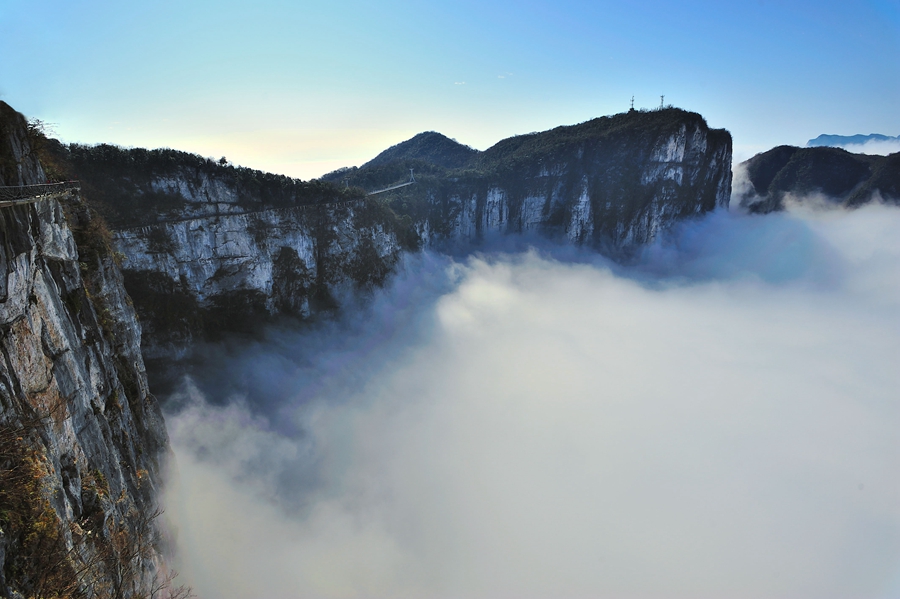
366,181,415,196
0,182,81,207
115,175,418,232
113,196,373,234
366,169,416,196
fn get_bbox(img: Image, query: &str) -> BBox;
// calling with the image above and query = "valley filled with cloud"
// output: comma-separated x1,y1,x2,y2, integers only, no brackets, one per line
163,203,900,599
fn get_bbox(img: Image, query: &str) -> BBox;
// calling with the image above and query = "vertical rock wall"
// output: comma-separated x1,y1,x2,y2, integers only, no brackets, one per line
0,102,46,187
0,102,173,598
0,192,173,598
109,111,732,356
420,117,732,249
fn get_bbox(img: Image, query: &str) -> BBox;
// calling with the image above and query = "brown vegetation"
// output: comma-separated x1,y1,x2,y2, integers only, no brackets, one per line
0,417,191,599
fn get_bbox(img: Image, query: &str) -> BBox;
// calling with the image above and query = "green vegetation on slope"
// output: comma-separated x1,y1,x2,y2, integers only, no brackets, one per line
324,108,731,245
34,137,363,228
740,145,898,212
473,108,722,172
361,131,479,170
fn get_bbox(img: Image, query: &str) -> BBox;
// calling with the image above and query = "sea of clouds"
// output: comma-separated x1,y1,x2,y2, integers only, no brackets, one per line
838,138,900,156
162,202,900,599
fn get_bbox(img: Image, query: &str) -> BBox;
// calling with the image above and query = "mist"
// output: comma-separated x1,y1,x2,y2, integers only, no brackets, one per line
163,203,900,599
838,139,900,156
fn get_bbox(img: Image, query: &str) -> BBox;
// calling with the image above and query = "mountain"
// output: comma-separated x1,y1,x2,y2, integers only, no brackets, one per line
736,145,900,212
332,108,732,249
808,133,899,147
361,131,479,170
320,131,480,185
0,102,733,592
36,140,360,229
31,107,731,360
0,102,176,597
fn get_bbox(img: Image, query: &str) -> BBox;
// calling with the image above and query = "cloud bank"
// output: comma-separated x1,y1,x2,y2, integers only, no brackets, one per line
164,205,900,599
839,139,900,156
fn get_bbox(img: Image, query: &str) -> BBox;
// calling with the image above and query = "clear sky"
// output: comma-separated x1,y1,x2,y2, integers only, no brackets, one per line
1,0,898,179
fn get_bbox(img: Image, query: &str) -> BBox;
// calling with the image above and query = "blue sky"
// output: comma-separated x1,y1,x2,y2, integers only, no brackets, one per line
1,0,898,179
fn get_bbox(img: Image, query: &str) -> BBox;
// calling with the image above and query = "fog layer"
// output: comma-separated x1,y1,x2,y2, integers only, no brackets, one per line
165,205,900,599
838,139,900,156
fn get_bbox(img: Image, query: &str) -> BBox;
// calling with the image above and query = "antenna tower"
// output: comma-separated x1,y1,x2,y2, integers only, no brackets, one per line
630,96,634,111
660,95,665,110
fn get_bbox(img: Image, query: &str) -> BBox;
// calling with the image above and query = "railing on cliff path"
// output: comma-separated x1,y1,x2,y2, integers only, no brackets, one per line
114,172,418,233
0,182,81,207
0,174,417,227
113,195,373,233
365,168,417,196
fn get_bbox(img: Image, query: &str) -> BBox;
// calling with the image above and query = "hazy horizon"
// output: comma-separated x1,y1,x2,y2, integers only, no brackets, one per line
2,0,897,179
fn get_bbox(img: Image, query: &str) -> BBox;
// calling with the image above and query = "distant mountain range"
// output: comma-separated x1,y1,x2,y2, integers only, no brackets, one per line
807,133,899,147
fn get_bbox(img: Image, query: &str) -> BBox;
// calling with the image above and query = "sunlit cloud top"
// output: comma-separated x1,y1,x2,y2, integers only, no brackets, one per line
165,204,900,599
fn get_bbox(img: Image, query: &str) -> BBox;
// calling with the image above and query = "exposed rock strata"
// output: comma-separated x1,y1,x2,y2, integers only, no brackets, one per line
108,109,731,355
115,199,403,356
0,102,172,598
408,110,732,248
0,102,46,186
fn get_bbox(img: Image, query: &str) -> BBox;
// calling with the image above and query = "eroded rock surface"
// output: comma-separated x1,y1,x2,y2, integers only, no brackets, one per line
0,102,172,598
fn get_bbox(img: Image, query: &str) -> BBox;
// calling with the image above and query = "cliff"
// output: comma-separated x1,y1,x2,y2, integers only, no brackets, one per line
113,199,405,358
327,108,731,248
44,108,731,357
0,103,732,591
35,141,363,229
0,103,176,598
736,145,900,212
0,103,46,187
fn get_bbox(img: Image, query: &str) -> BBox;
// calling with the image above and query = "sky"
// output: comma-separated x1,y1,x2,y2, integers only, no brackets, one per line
163,203,900,599
1,0,899,179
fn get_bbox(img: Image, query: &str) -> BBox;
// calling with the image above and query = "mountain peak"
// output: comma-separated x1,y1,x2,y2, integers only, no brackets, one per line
362,131,479,169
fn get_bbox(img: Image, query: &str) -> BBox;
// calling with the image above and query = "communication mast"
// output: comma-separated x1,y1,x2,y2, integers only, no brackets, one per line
660,95,665,110
630,96,635,111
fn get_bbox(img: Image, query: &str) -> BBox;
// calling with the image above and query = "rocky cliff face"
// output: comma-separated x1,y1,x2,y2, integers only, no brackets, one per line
0,102,46,186
407,109,732,249
53,108,730,357
0,98,730,594
322,109,731,252
0,104,174,598
114,197,404,357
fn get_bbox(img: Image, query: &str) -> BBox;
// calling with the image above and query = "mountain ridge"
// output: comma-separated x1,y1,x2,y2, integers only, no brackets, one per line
361,131,479,170
22,105,732,361
736,145,900,212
